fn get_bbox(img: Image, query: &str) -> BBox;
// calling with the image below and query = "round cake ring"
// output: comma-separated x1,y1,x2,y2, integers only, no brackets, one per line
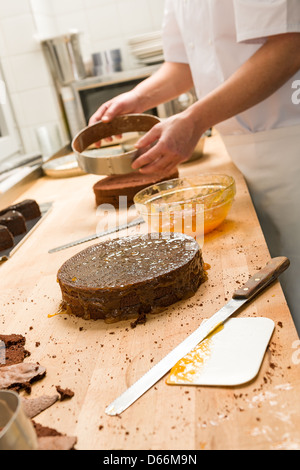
72,114,161,176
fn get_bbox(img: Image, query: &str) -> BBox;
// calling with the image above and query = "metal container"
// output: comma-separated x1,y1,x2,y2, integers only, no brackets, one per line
0,390,38,450
92,49,123,76
35,123,63,161
41,32,86,85
104,49,123,73
92,52,104,76
72,114,160,175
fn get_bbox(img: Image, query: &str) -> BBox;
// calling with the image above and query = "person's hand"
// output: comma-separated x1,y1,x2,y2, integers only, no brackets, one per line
89,90,143,125
132,112,204,174
88,90,143,147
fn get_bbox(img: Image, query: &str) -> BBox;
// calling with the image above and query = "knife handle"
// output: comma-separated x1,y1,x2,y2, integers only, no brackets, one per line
232,256,290,300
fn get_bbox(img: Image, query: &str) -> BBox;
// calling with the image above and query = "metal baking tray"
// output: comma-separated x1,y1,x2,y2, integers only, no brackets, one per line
0,202,53,264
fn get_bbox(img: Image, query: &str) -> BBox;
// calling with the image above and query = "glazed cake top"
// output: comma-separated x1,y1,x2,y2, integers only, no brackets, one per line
94,169,178,190
57,233,200,290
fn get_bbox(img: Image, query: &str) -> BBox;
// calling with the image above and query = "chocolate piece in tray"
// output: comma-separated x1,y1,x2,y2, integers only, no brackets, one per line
0,210,27,236
0,225,14,251
0,199,41,221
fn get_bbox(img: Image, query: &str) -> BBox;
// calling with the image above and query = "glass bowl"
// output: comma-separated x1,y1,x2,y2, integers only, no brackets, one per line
0,390,38,450
134,174,236,239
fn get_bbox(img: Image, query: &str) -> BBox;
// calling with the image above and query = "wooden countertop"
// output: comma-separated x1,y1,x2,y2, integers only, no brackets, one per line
1,133,299,451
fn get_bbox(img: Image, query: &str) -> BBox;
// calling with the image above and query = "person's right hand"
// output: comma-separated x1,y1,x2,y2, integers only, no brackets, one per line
88,90,143,147
89,90,143,125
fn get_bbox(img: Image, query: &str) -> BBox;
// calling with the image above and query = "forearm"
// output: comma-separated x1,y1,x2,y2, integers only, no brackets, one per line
134,61,194,111
186,33,300,132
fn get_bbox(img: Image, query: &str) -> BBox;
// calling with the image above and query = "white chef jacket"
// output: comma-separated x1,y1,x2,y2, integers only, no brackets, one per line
162,0,300,136
162,0,300,334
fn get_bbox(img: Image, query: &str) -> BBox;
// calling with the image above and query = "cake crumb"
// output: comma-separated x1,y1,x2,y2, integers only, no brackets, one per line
56,386,74,401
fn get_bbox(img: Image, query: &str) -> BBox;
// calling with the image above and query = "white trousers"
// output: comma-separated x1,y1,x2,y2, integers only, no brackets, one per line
222,125,300,335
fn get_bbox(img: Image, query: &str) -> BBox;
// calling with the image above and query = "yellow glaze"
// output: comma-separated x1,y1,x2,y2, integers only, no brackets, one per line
166,324,224,385
134,175,236,239
48,303,70,318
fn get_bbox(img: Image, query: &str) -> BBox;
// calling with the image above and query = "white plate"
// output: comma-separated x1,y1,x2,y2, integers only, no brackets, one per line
130,42,163,54
133,49,163,59
42,153,86,178
137,55,165,65
166,317,275,387
128,31,162,46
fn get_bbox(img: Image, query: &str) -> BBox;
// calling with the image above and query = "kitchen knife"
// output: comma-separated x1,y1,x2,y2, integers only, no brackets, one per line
48,217,145,253
105,256,290,416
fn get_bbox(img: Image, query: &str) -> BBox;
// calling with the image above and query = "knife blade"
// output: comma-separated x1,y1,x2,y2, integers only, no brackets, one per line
49,217,145,253
105,256,290,416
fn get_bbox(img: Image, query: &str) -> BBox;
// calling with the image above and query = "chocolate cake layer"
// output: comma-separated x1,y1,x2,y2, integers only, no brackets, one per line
0,211,26,236
57,233,206,321
0,334,29,367
0,199,41,221
93,169,179,209
0,225,14,251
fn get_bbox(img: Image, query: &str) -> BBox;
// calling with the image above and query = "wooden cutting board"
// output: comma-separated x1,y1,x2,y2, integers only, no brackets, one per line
0,132,299,450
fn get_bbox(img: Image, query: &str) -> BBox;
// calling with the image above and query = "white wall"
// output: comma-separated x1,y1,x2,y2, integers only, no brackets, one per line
0,0,165,155
48,0,165,70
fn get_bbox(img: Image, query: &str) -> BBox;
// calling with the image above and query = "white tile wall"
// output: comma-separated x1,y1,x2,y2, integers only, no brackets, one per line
85,3,121,42
116,0,154,36
148,0,166,30
0,0,165,155
9,52,52,92
51,0,165,75
51,0,85,15
0,14,39,56
0,0,32,18
34,15,58,39
17,87,61,127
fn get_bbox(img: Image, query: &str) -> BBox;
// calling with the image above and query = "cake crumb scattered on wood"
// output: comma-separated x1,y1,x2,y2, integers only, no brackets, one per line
56,385,74,401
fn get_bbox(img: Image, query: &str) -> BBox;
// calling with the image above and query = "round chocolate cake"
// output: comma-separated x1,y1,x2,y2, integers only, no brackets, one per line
57,233,207,322
93,169,179,209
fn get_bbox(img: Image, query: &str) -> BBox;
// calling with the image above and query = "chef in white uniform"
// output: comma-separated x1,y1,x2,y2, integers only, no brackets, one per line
90,0,300,334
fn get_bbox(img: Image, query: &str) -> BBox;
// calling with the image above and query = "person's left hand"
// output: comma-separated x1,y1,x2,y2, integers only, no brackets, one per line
131,112,204,174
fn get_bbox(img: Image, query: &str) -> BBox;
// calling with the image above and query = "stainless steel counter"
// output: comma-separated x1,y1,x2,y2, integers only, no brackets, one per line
0,145,72,209
72,64,160,90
